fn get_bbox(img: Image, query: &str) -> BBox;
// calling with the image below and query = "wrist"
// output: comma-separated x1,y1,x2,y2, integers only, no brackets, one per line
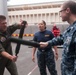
32,54,35,56
8,55,13,60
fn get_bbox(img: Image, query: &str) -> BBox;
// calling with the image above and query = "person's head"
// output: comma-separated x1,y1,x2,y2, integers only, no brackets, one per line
0,15,7,32
59,1,76,23
38,20,46,31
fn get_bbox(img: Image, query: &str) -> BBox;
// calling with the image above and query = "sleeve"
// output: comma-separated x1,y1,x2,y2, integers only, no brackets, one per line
50,31,54,39
7,23,21,34
33,33,37,42
0,43,5,53
48,34,64,46
72,32,76,54
74,36,76,44
72,32,76,44
74,36,76,51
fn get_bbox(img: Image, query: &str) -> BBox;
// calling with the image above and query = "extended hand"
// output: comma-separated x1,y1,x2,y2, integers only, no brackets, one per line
39,42,48,48
11,55,18,62
19,20,28,28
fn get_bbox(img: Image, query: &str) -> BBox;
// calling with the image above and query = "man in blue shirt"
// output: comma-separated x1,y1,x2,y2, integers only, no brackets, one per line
32,20,58,75
40,1,76,75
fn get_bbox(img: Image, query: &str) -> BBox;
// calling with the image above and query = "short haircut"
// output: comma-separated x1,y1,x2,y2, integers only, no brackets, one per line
42,20,46,29
63,1,76,14
0,15,6,21
42,20,46,26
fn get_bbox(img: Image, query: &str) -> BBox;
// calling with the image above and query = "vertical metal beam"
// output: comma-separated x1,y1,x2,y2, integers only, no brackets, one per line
0,0,8,19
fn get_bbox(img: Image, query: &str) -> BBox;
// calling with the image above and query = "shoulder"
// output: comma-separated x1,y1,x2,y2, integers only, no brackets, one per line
74,24,76,30
45,30,49,32
34,31,40,36
46,30,53,34
72,22,76,30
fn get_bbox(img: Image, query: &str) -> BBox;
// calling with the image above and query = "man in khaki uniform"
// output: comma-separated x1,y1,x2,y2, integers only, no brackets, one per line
0,15,27,75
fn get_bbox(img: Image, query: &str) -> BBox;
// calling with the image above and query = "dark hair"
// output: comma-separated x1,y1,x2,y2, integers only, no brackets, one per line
63,1,76,14
42,20,46,29
0,15,6,21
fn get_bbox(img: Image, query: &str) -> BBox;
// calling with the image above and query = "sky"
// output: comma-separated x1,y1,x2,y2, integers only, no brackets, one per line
7,0,64,5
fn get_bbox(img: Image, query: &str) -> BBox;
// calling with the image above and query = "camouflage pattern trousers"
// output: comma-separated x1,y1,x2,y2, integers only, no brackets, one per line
37,50,57,75
61,57,76,75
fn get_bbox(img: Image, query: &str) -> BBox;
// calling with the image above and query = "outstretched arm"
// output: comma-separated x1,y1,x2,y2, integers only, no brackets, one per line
40,35,64,47
8,21,28,34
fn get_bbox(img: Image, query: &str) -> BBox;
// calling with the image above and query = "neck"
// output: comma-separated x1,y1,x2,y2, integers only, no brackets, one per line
40,29,46,32
68,15,76,25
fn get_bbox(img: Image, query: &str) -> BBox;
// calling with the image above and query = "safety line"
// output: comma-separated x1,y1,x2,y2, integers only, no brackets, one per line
27,65,38,75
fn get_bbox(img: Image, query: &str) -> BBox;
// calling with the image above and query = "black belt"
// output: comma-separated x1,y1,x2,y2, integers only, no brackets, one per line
38,49,51,52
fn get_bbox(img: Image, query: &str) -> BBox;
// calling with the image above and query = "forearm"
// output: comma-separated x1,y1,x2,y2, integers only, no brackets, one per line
32,47,36,56
8,23,23,34
48,36,63,46
53,46,58,54
1,51,13,60
10,23,22,29
53,46,58,60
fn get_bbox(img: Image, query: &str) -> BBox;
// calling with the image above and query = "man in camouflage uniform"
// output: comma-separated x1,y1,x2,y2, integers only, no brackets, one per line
40,1,76,75
32,20,58,75
0,15,27,75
